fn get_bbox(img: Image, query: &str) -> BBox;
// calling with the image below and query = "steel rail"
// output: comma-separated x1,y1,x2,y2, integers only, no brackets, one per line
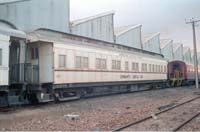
114,96,200,131
173,112,200,131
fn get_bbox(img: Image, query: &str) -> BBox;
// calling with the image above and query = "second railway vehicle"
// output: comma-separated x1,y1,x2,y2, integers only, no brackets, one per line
168,61,200,86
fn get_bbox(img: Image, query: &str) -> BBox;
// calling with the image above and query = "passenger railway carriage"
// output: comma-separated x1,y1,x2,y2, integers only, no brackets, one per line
0,34,9,106
25,29,168,103
0,27,168,106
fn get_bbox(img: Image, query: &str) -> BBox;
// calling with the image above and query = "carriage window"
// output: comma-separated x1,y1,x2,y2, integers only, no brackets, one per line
155,65,158,72
35,48,39,59
164,66,167,73
96,58,107,70
136,63,139,71
142,63,148,72
0,49,2,66
31,48,34,59
83,57,89,69
132,62,139,72
102,59,107,70
59,55,66,68
75,56,89,69
31,48,39,59
75,56,81,68
132,62,136,71
112,60,121,70
125,61,129,71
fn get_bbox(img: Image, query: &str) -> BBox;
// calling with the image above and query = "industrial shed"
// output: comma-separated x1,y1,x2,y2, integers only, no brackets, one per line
160,39,173,61
183,47,192,63
173,43,183,61
142,32,161,54
114,24,142,49
71,11,115,43
0,0,70,33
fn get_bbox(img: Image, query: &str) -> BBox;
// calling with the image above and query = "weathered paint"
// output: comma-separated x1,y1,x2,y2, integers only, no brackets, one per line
0,0,70,33
115,25,142,49
183,47,192,64
142,32,161,54
39,43,53,83
26,42,53,83
53,42,167,84
173,43,183,61
27,29,167,85
71,11,115,43
160,39,173,61
0,33,9,86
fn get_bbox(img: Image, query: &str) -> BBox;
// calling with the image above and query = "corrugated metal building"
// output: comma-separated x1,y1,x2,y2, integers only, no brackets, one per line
114,24,142,49
190,50,200,65
70,11,115,43
173,43,183,61
142,32,161,54
0,0,70,33
183,47,192,63
160,39,173,61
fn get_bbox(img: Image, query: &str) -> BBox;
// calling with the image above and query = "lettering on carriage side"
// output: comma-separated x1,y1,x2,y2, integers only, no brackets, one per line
120,75,131,79
132,75,143,79
120,74,144,79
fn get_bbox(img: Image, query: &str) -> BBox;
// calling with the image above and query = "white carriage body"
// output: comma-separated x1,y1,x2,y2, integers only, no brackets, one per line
53,42,167,84
0,34,9,86
28,29,168,86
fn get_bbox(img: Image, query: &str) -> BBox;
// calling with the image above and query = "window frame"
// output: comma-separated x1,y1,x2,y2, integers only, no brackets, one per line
75,56,89,69
59,54,66,68
112,60,121,70
96,58,107,70
125,61,129,71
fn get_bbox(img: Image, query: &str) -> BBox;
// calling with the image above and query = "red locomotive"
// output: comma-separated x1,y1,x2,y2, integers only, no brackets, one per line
168,61,199,86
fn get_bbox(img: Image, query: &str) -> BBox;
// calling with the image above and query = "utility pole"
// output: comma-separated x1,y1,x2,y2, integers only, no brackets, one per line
186,18,200,89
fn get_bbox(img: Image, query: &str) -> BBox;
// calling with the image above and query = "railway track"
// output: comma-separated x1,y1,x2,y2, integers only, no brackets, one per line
0,86,178,113
0,86,196,114
173,112,200,131
114,95,200,131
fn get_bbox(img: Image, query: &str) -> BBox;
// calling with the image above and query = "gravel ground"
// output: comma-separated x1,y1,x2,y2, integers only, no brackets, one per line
0,87,199,131
124,96,200,131
179,113,200,131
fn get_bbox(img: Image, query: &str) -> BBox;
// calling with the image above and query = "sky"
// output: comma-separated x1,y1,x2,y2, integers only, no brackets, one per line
70,0,200,50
